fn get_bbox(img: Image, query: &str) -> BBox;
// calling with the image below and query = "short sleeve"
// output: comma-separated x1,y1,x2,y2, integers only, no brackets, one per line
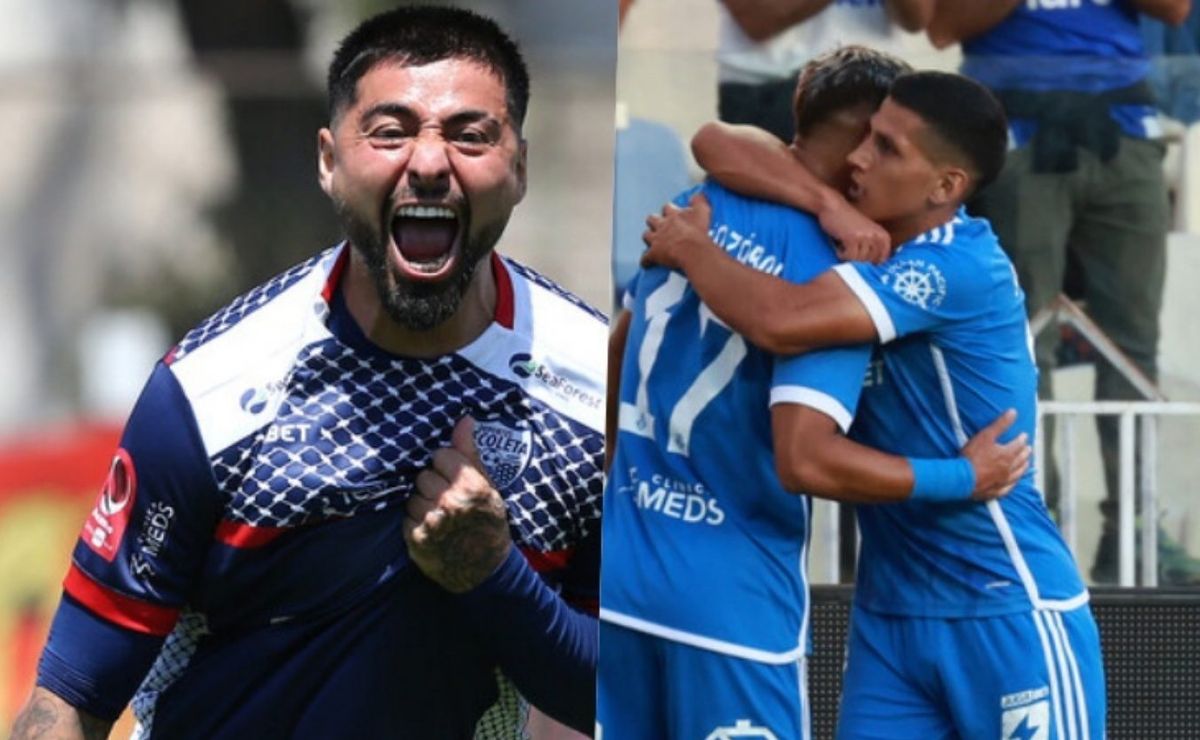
832,240,993,344
770,344,872,433
63,362,223,636
39,362,223,717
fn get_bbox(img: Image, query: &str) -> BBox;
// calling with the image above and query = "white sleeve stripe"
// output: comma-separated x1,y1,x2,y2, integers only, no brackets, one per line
770,386,854,433
832,264,896,343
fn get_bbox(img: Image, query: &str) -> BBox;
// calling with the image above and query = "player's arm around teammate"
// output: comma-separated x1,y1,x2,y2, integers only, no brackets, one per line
646,100,1030,505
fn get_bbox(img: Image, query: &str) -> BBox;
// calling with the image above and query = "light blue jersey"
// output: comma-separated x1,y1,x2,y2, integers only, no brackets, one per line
599,182,870,661
829,209,1088,618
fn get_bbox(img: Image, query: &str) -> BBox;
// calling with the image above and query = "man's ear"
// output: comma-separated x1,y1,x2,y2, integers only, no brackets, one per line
930,165,969,208
317,128,336,196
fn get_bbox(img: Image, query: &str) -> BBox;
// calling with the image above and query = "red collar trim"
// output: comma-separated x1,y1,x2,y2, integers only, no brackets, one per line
491,252,514,330
321,245,351,304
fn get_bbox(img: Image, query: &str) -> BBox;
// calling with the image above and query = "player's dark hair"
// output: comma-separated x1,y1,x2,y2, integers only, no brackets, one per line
327,5,530,130
793,46,911,138
888,71,1008,195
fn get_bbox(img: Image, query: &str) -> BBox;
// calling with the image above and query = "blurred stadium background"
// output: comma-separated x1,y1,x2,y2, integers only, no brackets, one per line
0,0,614,729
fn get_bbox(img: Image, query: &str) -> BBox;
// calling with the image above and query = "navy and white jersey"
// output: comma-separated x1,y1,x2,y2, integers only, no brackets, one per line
961,0,1157,141
600,182,871,662
826,210,1088,617
37,244,606,738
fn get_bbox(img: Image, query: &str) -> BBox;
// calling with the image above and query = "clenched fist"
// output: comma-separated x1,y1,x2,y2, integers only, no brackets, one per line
404,416,513,593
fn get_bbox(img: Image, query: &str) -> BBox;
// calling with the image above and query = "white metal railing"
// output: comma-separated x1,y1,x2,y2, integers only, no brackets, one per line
810,287,1200,587
814,399,1200,587
1038,400,1200,587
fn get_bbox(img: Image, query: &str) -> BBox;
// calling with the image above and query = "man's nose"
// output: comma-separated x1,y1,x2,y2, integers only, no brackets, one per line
847,140,870,170
406,135,451,196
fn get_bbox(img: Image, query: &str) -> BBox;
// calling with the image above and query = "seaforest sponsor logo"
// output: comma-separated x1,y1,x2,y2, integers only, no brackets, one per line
474,417,534,489
82,449,138,562
1001,687,1050,740
509,353,602,409
617,466,725,526
238,377,289,416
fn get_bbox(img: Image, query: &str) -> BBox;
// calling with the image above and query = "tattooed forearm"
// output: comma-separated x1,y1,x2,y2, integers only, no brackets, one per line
10,688,111,740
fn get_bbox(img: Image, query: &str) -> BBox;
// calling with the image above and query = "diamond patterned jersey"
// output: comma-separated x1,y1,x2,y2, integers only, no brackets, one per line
209,338,604,550
55,244,607,739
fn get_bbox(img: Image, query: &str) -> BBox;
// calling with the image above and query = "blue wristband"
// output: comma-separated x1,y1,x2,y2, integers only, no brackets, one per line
908,457,976,501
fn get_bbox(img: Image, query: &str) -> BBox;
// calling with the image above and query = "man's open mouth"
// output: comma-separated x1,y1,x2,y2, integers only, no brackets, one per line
390,204,461,277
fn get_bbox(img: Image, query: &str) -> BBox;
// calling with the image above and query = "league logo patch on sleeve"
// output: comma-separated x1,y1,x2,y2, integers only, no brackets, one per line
81,449,138,562
881,259,947,310
474,418,533,490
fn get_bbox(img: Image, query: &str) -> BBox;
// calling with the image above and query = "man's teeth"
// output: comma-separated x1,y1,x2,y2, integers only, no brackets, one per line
396,205,456,219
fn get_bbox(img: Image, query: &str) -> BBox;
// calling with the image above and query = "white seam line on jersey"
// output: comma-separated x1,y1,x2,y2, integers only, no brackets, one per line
771,386,854,433
598,609,806,664
929,344,968,446
1045,610,1079,740
1033,611,1066,739
1054,610,1090,740
987,500,1044,607
832,264,896,343
937,339,1046,608
941,221,955,245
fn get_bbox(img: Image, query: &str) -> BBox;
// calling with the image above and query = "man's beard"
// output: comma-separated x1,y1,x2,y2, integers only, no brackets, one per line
335,196,503,332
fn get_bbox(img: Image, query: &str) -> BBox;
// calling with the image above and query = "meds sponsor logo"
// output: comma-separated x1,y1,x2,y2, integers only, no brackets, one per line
618,467,725,526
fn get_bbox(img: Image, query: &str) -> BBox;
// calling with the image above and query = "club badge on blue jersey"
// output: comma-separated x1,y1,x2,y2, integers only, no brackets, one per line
881,258,947,311
474,417,534,490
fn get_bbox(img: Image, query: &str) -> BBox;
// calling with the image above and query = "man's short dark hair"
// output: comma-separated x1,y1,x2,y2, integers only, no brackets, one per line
889,71,1008,195
327,5,530,130
793,46,912,138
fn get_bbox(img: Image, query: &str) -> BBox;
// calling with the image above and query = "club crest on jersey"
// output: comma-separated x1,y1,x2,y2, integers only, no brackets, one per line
474,417,533,489
82,448,138,562
882,259,946,310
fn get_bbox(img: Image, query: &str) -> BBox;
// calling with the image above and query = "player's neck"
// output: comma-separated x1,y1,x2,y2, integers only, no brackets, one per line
885,203,959,247
341,251,497,358
789,143,840,193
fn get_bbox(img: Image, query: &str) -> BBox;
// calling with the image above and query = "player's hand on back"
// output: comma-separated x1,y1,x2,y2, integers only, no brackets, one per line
818,198,891,265
641,192,714,270
404,416,513,593
962,409,1031,501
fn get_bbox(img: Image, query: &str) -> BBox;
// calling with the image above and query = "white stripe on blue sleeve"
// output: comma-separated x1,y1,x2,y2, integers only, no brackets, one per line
832,264,896,343
770,385,854,433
